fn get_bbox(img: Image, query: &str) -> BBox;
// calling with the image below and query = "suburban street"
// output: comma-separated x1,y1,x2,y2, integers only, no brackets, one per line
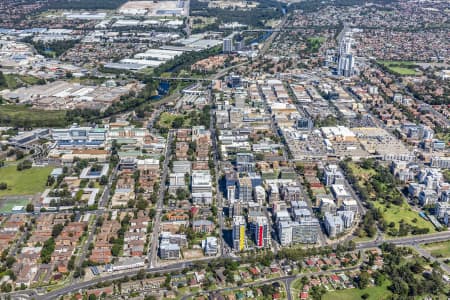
148,130,173,268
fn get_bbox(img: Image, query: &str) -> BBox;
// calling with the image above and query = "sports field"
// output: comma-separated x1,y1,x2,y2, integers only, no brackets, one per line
377,60,421,76
0,165,52,197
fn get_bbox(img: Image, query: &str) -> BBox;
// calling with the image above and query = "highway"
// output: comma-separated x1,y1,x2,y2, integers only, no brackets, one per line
412,244,450,274
6,230,450,300
355,231,450,249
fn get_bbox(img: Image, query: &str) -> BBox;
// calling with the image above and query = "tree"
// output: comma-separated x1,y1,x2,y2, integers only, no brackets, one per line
5,256,16,268
136,199,148,210
176,188,188,200
0,182,7,190
163,274,171,289
171,116,184,129
26,203,34,212
15,150,24,160
137,269,146,280
68,256,75,271
74,266,85,278
1,282,12,293
52,223,64,238
100,175,108,185
111,244,121,256
46,175,55,186
16,160,32,171
40,238,55,264
0,71,6,88
88,294,97,300
357,271,370,289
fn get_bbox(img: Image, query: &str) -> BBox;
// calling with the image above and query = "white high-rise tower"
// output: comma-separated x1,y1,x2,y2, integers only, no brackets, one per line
337,35,355,77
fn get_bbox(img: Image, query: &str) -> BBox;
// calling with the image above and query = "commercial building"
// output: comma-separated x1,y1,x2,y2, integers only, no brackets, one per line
159,232,187,259
191,171,212,194
159,240,181,260
51,124,106,149
202,237,218,256
9,128,50,145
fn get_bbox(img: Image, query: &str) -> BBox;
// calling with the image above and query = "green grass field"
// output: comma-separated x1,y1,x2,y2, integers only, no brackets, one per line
435,132,450,144
0,198,29,213
349,162,435,234
157,112,191,128
348,162,376,180
0,105,67,127
373,201,435,234
306,36,326,53
0,165,52,197
323,281,392,300
377,60,421,76
3,74,42,90
421,241,450,258
191,16,217,29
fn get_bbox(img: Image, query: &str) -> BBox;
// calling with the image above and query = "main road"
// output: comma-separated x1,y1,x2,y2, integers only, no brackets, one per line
7,230,450,300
